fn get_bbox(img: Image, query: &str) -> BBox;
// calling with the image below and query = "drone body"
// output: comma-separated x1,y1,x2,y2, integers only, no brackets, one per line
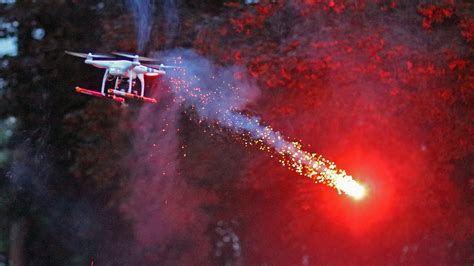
66,51,175,104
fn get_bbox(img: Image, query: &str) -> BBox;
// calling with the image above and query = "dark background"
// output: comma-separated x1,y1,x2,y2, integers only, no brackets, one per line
0,0,472,265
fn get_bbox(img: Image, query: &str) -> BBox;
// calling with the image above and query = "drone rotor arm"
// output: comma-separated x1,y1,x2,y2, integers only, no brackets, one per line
143,64,181,70
112,52,159,62
65,51,114,59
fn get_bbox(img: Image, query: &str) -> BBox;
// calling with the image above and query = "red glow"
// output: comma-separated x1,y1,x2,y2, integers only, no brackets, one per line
124,1,472,264
320,147,397,236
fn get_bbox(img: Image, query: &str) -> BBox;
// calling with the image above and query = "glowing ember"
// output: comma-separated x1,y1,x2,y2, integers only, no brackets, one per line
333,176,366,200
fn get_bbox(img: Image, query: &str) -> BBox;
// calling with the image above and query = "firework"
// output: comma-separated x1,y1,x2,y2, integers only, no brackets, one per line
219,111,367,200
164,53,366,200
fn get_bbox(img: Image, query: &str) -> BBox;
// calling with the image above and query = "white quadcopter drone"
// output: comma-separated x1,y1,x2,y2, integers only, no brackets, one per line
65,51,177,104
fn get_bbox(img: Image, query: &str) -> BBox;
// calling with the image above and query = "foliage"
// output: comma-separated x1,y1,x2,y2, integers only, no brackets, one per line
0,0,472,265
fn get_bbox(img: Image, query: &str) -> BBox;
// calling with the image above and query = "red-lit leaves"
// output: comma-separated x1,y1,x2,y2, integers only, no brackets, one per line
448,59,470,71
228,5,280,35
417,4,455,30
150,1,474,264
191,2,474,264
459,18,474,44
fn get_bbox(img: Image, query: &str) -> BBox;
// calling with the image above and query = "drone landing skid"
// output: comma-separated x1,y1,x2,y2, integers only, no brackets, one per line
75,87,157,104
75,87,125,103
107,89,158,104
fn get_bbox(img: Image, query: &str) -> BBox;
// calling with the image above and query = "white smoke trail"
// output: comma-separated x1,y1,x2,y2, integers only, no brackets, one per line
126,0,153,52
126,0,180,51
155,49,366,199
163,0,180,47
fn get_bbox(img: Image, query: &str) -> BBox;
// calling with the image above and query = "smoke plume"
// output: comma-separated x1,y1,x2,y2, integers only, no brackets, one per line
122,89,214,264
126,0,181,51
121,49,259,263
162,0,180,47
126,0,153,52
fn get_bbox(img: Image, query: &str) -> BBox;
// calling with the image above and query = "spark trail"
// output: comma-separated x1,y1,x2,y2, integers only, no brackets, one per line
218,111,366,199
162,50,366,199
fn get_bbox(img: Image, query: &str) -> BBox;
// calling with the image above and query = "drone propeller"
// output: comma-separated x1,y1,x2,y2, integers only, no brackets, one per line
65,51,113,59
145,63,182,69
112,52,159,62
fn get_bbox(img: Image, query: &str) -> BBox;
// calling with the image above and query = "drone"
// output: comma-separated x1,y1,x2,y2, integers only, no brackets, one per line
65,51,177,104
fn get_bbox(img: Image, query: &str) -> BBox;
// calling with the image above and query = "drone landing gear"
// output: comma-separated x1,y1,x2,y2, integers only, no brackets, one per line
75,87,125,103
76,70,158,104
108,76,156,103
107,89,157,103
